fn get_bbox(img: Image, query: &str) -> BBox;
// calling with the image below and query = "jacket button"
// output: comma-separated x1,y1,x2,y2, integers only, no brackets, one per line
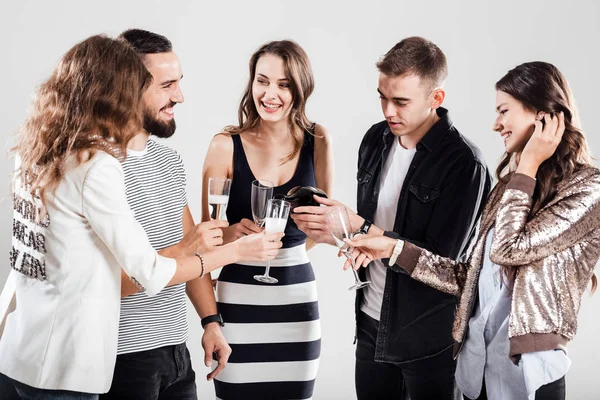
423,195,429,200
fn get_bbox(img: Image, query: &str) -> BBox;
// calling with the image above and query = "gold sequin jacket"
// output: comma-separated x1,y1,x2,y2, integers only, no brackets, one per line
395,168,600,361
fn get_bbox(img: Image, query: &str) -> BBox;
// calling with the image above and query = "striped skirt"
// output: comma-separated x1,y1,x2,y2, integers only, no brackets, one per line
214,244,321,400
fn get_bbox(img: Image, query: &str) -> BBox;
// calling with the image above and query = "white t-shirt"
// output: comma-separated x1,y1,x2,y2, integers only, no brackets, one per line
361,138,416,321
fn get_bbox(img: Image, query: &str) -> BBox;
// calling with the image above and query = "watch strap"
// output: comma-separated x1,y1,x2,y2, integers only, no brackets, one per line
201,313,224,328
388,239,405,267
359,219,372,235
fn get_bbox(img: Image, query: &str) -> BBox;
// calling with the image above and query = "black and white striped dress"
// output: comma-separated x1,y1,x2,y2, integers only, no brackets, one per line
214,133,321,400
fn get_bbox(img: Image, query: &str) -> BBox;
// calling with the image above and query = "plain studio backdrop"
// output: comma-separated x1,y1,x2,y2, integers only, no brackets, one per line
1,0,599,398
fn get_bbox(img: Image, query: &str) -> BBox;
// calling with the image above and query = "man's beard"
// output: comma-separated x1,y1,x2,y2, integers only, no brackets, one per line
143,108,176,139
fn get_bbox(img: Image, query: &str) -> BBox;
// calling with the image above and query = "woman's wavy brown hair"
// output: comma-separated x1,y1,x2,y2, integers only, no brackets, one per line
495,61,596,292
225,40,315,164
14,34,151,207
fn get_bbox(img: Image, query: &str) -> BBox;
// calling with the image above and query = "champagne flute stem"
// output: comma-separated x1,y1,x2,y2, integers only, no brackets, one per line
347,257,362,283
343,247,360,282
264,260,272,277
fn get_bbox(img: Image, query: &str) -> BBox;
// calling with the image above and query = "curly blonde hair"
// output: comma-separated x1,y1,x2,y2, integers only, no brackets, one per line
14,34,152,206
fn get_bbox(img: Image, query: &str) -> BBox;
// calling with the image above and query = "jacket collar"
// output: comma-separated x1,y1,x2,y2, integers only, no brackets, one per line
382,107,453,152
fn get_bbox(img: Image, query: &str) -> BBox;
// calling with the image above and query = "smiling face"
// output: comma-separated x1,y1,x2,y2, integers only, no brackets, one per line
141,51,184,138
252,54,294,124
493,90,539,154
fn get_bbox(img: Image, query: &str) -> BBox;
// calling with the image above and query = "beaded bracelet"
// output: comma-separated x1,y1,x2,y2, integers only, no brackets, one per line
194,252,206,278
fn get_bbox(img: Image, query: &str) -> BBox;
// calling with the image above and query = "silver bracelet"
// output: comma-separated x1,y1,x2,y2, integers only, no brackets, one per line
194,252,206,278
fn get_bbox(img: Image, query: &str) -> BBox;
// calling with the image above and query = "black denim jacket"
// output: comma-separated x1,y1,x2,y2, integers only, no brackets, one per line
356,108,492,363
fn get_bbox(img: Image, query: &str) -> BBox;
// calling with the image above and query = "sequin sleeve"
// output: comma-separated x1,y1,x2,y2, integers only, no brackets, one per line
490,172,600,267
395,241,468,297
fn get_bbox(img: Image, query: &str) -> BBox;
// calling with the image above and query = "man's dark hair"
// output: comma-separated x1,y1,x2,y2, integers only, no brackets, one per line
376,36,447,89
118,29,172,55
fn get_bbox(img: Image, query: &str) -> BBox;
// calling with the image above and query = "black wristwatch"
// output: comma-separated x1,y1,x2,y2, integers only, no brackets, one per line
358,219,372,235
201,313,224,329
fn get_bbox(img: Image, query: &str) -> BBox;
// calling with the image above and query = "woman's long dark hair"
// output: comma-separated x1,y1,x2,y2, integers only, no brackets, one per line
496,61,596,292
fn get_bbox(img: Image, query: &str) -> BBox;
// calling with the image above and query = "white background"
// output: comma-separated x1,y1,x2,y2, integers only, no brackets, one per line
1,1,598,398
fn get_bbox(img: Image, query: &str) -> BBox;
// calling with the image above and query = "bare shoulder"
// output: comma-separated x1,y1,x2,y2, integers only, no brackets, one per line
312,124,334,171
203,132,235,176
207,132,234,155
313,123,332,147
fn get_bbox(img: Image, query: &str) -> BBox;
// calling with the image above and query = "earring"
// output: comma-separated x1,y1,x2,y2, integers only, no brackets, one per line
536,112,545,121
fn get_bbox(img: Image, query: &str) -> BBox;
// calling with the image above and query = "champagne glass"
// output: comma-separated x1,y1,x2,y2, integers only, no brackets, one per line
251,179,274,228
208,178,231,221
253,199,290,284
327,206,371,290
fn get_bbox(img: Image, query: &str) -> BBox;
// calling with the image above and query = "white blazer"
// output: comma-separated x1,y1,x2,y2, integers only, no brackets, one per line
0,151,176,394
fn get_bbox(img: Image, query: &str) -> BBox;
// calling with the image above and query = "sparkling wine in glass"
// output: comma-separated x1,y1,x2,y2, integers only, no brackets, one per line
254,199,290,284
327,206,371,290
251,179,274,228
208,178,231,221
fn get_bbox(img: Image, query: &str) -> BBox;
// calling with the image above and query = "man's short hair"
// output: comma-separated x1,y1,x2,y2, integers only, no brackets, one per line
118,29,172,55
376,37,447,89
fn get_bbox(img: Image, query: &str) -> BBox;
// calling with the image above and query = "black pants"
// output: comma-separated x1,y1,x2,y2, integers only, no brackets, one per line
355,311,456,400
464,376,566,400
100,343,197,400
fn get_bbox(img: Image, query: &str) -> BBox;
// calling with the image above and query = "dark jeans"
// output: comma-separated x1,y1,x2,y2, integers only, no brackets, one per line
0,373,98,399
355,311,456,400
464,376,566,400
100,342,197,400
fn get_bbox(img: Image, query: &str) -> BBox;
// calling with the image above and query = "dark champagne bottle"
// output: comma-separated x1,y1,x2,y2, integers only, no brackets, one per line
275,186,328,211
